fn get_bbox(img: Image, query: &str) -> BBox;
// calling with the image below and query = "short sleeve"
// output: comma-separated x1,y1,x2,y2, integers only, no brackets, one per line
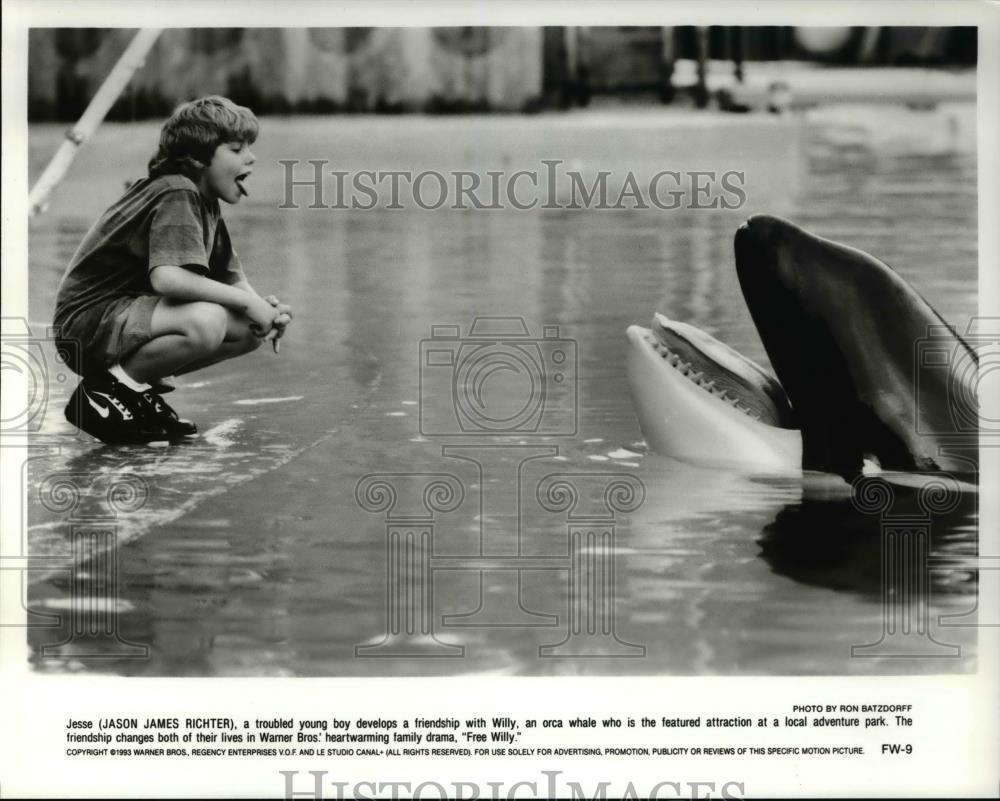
148,190,211,274
210,218,246,284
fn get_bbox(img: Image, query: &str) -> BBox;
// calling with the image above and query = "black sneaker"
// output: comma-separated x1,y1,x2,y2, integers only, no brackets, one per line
151,377,175,394
65,375,169,445
139,389,198,438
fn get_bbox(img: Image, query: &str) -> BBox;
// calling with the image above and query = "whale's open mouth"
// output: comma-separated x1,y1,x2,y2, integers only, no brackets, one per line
640,327,757,418
628,214,978,477
647,313,796,429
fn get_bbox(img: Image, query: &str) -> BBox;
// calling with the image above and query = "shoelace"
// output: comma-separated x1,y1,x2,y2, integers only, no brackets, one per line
111,397,133,421
143,392,177,420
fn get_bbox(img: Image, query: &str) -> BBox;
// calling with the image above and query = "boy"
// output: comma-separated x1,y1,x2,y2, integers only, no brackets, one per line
54,96,292,444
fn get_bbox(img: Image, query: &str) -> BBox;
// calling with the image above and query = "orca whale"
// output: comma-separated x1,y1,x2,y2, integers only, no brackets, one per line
626,214,978,479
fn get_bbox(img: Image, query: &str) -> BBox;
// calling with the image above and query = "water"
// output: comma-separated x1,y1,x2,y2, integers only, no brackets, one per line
22,105,978,675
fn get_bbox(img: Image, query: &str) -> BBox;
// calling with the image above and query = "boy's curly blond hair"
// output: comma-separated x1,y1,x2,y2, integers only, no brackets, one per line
148,95,258,181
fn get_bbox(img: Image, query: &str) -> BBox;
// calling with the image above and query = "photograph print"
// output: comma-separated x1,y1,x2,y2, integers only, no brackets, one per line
13,22,986,682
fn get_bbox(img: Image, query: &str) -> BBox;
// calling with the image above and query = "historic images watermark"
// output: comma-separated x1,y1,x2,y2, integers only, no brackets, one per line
849,473,965,659
279,769,746,800
921,317,1000,634
279,160,747,211
849,317,998,659
0,317,80,448
355,316,645,660
418,318,577,437
0,317,147,660
912,317,993,447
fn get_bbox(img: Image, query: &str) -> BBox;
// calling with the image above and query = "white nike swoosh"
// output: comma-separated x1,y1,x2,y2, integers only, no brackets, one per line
83,389,111,419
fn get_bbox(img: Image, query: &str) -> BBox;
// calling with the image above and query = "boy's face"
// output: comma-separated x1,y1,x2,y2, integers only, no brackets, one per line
198,141,255,204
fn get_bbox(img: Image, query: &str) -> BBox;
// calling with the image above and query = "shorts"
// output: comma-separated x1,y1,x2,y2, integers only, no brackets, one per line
56,295,161,376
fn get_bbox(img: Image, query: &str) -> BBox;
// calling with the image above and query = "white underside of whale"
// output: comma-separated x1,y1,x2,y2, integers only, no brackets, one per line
626,325,803,473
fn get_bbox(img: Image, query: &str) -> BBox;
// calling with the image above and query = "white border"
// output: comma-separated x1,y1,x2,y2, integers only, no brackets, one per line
2,2,998,798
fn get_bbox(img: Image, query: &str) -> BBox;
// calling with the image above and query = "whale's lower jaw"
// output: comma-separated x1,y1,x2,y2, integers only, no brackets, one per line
626,325,802,472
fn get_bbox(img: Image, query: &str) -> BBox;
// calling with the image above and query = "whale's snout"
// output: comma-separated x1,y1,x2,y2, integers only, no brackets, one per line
625,317,801,471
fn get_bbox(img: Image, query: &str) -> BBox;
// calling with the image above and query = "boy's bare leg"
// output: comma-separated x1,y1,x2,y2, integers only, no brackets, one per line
121,298,260,383
174,331,261,375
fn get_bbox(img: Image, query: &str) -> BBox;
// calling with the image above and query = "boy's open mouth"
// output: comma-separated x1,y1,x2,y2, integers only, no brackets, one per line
235,171,252,196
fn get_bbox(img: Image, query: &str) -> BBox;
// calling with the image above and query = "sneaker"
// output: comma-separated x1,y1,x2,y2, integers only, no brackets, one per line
139,389,198,438
151,377,175,394
65,375,169,445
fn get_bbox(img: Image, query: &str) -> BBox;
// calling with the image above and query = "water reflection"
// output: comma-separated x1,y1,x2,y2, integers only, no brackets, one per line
758,481,977,601
25,106,979,675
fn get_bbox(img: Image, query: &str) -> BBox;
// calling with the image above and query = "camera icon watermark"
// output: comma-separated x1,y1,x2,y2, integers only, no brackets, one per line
354,315,643,663
0,317,80,446
419,316,577,437
914,317,997,440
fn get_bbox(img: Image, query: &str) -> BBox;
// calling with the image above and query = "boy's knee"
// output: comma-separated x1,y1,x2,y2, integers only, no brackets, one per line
183,303,228,352
242,332,263,353
226,319,262,354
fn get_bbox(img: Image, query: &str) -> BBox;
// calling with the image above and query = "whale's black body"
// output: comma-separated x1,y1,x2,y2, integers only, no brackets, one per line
627,214,978,479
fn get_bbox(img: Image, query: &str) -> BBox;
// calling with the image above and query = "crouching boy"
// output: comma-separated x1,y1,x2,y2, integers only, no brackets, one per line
54,95,292,444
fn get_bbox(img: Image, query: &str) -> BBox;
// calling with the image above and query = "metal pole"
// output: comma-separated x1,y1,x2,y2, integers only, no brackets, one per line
28,28,162,218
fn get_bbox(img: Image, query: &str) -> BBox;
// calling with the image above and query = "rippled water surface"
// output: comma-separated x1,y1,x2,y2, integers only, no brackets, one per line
24,106,979,675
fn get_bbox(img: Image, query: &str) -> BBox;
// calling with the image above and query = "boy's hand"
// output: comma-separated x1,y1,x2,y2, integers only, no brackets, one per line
262,295,293,353
247,296,280,336
263,312,292,353
264,295,294,320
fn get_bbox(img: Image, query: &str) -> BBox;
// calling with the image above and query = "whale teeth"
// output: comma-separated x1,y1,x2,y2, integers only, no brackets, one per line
656,342,761,421
733,402,758,420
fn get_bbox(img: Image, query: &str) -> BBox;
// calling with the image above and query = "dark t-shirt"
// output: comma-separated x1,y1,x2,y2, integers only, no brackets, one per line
54,174,244,332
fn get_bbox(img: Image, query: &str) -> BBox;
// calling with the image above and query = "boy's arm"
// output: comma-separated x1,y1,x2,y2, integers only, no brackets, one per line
229,274,261,299
150,264,277,331
227,271,294,321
